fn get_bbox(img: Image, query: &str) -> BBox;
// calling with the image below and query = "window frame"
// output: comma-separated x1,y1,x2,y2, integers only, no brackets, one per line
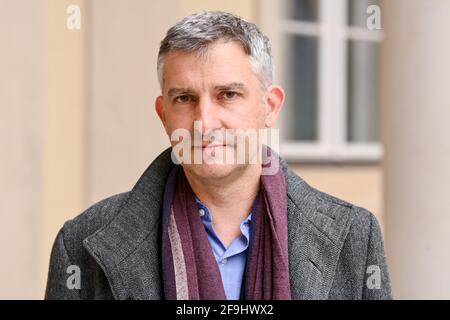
263,0,385,162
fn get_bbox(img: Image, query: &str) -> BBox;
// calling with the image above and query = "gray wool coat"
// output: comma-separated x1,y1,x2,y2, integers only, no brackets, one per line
44,147,392,300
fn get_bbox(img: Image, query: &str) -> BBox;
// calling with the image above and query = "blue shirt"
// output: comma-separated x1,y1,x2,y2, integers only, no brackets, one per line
195,198,252,300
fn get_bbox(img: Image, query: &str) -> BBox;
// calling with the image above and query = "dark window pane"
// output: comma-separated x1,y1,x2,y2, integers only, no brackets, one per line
284,35,319,141
347,40,379,142
348,0,379,27
285,0,319,22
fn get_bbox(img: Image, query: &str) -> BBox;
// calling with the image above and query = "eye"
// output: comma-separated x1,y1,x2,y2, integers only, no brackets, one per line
220,91,240,100
174,95,192,103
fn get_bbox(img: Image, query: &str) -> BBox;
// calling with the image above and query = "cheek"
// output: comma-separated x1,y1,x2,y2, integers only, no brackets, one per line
164,112,196,140
246,101,266,127
165,109,191,126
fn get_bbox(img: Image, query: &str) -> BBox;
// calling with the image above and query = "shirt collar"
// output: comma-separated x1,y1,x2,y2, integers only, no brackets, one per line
194,197,253,224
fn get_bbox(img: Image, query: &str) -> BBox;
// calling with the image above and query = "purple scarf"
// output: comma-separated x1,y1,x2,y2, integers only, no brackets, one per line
161,148,291,300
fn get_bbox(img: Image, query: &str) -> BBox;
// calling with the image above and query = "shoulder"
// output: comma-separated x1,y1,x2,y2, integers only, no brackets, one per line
46,193,129,299
58,192,130,252
283,162,380,239
314,186,376,226
305,181,384,254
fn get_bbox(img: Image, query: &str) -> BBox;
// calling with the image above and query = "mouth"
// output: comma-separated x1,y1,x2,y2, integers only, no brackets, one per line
198,144,229,150
190,143,232,150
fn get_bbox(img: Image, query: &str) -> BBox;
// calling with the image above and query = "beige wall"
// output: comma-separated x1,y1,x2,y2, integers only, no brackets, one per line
41,0,88,295
0,0,43,299
87,0,179,204
181,0,258,22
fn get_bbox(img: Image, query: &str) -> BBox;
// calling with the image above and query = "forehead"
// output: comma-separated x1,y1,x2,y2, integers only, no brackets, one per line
162,41,258,92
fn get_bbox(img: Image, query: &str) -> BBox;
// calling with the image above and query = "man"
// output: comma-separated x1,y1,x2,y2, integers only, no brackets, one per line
45,11,391,300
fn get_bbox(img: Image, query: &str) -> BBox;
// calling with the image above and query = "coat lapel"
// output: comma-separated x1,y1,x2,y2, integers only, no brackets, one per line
281,158,355,299
83,148,175,299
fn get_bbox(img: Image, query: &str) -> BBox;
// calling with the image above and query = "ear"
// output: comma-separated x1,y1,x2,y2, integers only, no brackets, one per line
263,85,285,128
155,95,166,126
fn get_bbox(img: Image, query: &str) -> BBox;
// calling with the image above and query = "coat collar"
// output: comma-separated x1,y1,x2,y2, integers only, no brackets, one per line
83,147,354,299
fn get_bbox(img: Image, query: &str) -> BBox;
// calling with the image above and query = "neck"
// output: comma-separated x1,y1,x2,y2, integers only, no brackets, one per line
183,164,261,237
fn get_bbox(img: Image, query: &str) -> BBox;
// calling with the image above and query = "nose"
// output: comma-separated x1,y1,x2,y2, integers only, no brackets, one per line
194,95,221,135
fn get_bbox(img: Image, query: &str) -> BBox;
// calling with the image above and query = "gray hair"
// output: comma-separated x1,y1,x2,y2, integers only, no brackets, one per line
157,11,273,92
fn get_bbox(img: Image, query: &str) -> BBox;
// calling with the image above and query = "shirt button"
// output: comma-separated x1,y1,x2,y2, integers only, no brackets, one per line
221,258,228,264
198,209,205,217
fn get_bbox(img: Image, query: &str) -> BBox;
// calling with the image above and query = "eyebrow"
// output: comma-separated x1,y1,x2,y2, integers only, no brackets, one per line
213,82,247,92
167,88,195,97
167,82,248,97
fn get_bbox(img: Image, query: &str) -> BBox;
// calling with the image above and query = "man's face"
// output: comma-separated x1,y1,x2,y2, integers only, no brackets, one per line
155,40,277,180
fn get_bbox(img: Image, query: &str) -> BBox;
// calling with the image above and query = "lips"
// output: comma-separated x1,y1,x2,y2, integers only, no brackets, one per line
190,143,231,149
200,144,228,149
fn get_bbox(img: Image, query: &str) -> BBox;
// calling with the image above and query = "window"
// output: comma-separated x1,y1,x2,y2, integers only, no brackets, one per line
278,0,384,162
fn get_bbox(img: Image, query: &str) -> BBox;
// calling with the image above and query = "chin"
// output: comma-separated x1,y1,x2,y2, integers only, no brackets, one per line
182,162,241,180
176,145,256,179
